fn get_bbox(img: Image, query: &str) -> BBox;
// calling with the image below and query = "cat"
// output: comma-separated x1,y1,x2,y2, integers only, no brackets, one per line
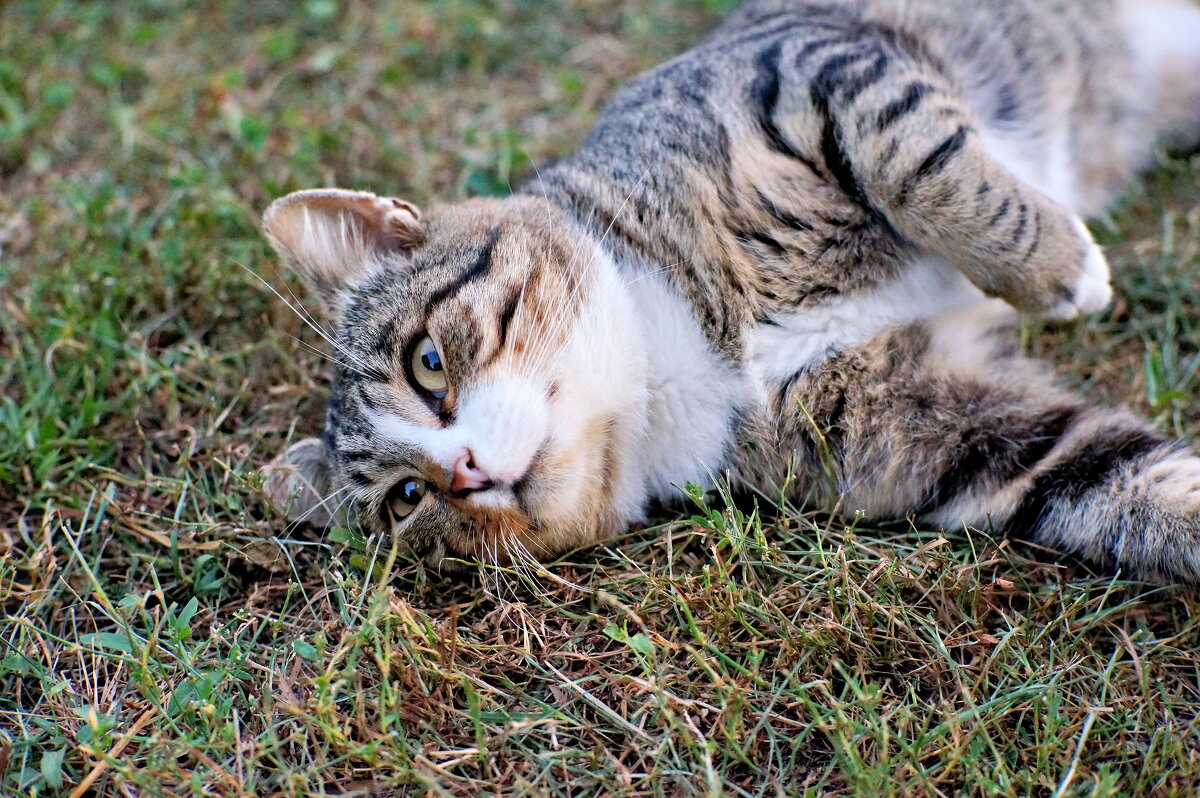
259,0,1200,582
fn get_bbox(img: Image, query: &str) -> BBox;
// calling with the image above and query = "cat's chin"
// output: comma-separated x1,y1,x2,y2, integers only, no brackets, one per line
423,520,608,572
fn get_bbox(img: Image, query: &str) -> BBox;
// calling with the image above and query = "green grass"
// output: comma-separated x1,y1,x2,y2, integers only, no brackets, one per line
3,1,1200,795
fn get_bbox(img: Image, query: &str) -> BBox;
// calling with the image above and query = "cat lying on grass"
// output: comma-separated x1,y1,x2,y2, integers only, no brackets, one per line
261,0,1200,582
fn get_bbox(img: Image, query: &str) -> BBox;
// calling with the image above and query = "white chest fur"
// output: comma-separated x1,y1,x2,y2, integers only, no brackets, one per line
617,253,992,502
747,255,986,384
623,270,748,501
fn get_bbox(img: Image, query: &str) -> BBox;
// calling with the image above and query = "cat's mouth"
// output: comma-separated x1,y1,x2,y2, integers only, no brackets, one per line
428,505,541,569
509,442,545,514
435,427,616,566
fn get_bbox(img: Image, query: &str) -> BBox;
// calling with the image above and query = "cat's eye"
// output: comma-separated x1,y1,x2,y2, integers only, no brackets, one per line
409,335,448,400
384,477,426,524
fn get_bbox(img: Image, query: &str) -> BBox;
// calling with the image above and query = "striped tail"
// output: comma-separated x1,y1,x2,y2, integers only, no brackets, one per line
791,323,1200,586
998,417,1200,583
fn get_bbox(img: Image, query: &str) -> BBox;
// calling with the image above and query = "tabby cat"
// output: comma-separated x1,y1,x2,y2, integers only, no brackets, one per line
261,0,1200,582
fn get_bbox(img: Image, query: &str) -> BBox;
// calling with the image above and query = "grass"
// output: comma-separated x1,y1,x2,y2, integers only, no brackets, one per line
2,1,1200,795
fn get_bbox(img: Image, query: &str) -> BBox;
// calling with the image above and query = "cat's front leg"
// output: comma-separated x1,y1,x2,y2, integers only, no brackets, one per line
803,52,1112,319
859,104,1112,319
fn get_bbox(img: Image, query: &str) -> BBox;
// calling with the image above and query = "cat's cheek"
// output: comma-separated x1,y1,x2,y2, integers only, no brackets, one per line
510,443,589,529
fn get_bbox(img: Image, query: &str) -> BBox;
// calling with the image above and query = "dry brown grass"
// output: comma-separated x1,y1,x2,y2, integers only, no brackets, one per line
2,1,1200,795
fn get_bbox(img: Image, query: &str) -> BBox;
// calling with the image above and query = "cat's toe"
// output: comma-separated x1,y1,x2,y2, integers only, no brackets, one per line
1047,219,1112,319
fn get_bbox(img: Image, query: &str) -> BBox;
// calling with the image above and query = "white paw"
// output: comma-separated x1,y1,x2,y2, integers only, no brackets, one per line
1048,218,1113,320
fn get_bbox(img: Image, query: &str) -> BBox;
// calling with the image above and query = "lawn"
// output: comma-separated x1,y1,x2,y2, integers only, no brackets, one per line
3,1,1200,795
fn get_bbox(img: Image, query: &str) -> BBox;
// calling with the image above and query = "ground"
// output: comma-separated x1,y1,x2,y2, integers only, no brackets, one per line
3,1,1200,796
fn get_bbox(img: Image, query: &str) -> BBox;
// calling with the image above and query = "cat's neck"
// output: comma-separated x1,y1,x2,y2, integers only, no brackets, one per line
577,223,749,506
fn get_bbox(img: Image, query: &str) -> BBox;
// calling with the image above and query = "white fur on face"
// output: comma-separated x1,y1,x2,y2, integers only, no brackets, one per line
455,377,549,486
369,379,549,516
534,236,651,526
364,230,652,535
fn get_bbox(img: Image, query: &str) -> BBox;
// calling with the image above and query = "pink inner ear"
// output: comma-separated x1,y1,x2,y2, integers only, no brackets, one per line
376,199,426,252
264,189,426,260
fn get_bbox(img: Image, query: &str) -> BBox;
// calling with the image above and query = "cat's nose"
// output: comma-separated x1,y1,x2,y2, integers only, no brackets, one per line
450,450,494,498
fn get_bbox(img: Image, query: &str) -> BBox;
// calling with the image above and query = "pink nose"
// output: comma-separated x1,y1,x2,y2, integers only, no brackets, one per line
450,450,494,497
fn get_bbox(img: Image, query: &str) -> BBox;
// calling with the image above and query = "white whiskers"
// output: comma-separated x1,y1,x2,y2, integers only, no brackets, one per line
237,261,379,380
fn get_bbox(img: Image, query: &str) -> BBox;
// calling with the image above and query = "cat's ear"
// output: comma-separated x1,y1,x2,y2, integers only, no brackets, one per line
262,438,345,527
262,189,426,311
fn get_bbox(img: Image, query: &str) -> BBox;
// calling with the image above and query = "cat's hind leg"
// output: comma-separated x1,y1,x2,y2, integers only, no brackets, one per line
772,309,1200,584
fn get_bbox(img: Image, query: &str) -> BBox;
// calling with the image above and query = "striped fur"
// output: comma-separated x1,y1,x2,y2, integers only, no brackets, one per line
262,0,1200,581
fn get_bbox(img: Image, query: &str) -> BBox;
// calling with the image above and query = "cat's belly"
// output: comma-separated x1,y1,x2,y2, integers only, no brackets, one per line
747,255,988,385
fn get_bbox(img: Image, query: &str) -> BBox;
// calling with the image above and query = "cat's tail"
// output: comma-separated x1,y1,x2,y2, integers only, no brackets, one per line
988,414,1200,584
786,316,1200,585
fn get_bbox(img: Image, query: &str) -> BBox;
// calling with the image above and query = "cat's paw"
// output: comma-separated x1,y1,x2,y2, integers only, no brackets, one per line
1047,219,1113,320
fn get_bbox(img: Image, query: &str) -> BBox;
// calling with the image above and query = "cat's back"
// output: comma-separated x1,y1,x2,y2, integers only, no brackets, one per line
711,0,1131,127
532,0,1144,358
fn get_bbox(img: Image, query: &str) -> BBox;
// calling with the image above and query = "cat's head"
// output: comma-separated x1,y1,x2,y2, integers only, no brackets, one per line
260,189,649,567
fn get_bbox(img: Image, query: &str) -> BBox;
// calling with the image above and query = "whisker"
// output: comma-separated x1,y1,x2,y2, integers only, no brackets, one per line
236,261,380,379
514,192,610,377
621,256,696,290
521,228,601,376
597,164,654,252
258,250,340,343
282,484,351,530
523,164,653,378
321,489,360,542
513,534,591,595
285,333,376,380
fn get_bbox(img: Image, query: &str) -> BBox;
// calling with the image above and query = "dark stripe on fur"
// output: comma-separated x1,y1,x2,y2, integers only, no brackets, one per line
1005,428,1167,535
989,197,1012,224
497,286,521,351
810,70,872,212
914,406,1080,516
427,227,502,310
1012,201,1029,244
751,41,823,176
896,125,970,205
369,318,397,358
776,367,814,412
840,52,890,104
353,381,378,413
755,188,814,232
347,470,374,489
1019,208,1044,264
812,44,883,101
793,34,856,70
876,81,932,131
734,224,789,258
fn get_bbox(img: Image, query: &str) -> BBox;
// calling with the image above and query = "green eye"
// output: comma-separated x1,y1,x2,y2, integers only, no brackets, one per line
385,478,426,523
409,335,447,399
